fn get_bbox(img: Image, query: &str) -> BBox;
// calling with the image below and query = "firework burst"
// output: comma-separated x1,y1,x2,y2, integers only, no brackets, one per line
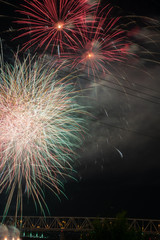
66,5,130,77
0,54,86,217
14,0,94,54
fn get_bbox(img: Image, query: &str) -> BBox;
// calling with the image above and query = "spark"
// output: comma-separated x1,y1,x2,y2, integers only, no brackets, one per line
104,109,109,117
87,52,94,59
0,54,86,217
56,22,64,30
115,148,123,159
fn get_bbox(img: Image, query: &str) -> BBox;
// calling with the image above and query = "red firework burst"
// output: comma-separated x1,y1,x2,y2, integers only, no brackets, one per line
14,0,94,53
66,4,130,76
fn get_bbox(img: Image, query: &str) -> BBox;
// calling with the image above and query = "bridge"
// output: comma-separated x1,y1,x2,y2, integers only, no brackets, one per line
1,216,160,236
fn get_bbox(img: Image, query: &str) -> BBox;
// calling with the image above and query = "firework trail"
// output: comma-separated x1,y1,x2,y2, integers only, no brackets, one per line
14,0,95,54
0,54,86,218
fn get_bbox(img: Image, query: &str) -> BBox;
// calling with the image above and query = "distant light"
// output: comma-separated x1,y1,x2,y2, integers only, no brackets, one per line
4,237,7,240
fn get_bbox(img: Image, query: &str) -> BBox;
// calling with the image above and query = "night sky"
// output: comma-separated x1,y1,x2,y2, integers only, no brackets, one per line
0,0,160,219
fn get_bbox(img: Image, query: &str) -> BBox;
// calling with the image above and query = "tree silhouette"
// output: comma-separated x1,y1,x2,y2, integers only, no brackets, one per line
82,211,147,240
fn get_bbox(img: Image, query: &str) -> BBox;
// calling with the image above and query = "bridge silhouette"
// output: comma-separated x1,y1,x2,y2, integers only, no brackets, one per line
1,216,160,236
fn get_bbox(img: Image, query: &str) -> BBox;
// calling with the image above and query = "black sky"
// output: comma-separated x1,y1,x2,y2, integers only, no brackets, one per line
0,0,160,219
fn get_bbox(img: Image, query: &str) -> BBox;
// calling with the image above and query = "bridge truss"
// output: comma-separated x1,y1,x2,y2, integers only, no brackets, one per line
1,216,160,235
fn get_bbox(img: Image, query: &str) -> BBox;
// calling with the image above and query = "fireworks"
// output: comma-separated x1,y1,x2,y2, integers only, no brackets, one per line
0,55,86,217
14,0,93,53
66,5,130,76
13,0,130,77
0,0,136,219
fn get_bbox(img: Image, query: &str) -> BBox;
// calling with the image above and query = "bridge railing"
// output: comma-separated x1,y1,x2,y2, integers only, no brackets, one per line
1,216,160,234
